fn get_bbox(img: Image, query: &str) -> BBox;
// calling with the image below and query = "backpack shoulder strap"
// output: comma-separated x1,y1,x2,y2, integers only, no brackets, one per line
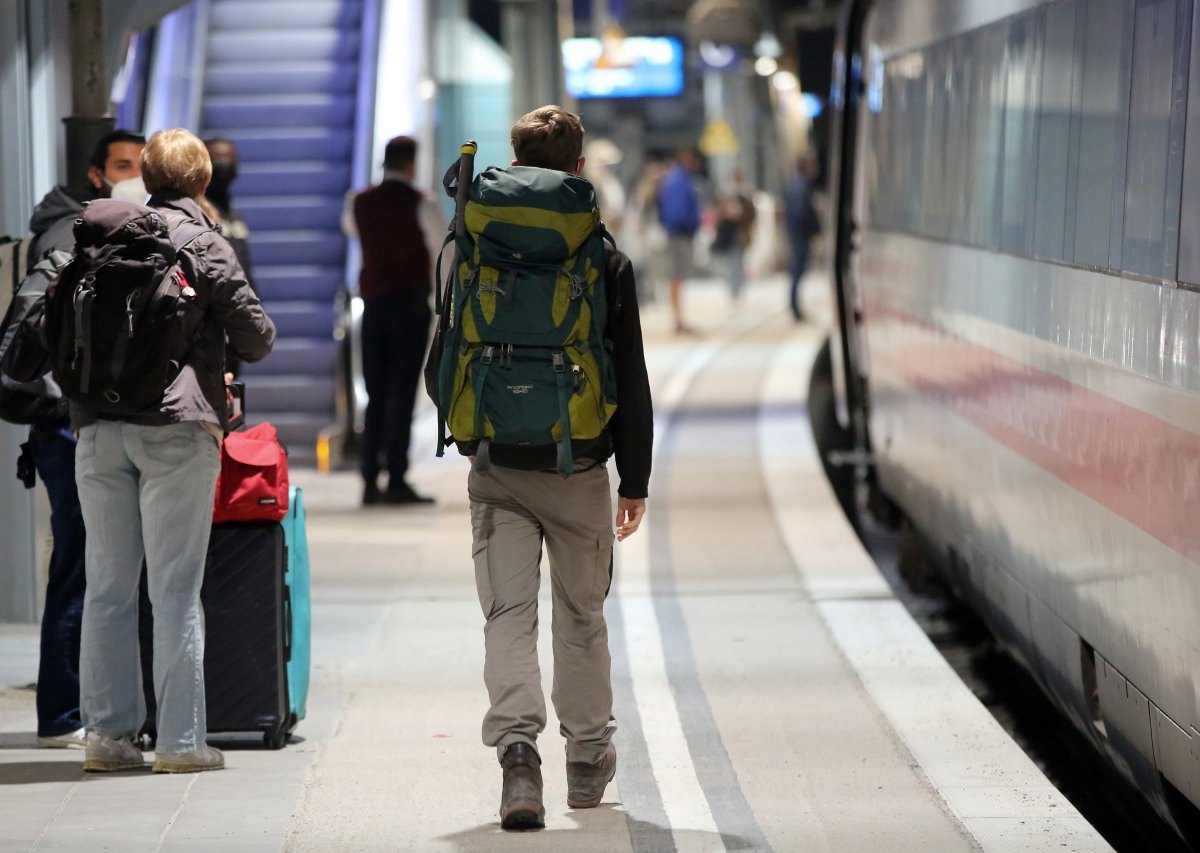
168,220,214,255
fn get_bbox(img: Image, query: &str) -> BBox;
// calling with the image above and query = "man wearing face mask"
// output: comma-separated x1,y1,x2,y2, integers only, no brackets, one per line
19,129,145,749
202,138,255,293
203,138,257,377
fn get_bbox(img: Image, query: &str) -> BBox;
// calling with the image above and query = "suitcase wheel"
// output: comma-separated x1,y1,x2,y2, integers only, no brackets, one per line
264,726,288,750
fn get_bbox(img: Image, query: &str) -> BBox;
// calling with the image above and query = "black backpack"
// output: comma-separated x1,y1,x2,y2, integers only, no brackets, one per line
45,200,210,415
0,247,72,425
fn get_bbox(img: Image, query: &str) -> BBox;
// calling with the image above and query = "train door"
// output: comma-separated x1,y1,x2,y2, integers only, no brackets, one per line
824,1,874,472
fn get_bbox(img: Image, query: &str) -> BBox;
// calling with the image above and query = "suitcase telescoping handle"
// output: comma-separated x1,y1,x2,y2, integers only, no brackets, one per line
454,141,477,240
283,582,292,663
226,381,246,431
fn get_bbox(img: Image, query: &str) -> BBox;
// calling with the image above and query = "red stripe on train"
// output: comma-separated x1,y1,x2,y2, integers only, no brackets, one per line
868,304,1200,564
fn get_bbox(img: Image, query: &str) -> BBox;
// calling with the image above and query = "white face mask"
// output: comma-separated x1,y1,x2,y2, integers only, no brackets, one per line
107,176,147,203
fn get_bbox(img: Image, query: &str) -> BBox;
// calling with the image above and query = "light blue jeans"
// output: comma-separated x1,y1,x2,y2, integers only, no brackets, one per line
76,421,220,753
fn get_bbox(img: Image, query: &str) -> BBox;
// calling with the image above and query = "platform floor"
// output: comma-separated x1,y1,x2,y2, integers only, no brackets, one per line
0,275,1112,851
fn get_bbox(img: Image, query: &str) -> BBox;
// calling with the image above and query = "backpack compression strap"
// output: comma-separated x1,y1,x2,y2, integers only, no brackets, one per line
73,276,96,393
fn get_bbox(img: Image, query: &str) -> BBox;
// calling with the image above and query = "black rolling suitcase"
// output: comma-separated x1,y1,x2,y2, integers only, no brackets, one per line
202,521,293,748
139,520,294,749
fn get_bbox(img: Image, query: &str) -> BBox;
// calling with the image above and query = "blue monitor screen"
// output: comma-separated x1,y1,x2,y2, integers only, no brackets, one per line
562,36,684,99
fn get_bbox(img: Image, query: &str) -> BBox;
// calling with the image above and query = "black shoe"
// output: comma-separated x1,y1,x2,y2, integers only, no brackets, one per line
500,743,545,830
566,743,616,809
362,483,383,506
384,482,435,505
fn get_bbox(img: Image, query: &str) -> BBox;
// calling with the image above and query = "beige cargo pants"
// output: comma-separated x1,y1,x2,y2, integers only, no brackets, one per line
468,463,615,764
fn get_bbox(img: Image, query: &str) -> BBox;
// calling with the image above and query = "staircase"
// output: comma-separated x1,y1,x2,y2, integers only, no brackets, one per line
199,0,371,460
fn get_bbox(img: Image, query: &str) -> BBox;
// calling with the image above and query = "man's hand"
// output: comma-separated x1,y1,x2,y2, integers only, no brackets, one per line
615,497,646,542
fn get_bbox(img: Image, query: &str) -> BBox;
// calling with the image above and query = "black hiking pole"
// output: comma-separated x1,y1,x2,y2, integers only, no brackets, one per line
454,140,477,239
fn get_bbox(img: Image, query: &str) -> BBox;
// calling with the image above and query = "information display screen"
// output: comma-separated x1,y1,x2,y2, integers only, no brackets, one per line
562,36,684,99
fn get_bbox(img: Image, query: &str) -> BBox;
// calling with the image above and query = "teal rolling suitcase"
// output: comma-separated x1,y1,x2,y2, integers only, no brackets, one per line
282,485,311,727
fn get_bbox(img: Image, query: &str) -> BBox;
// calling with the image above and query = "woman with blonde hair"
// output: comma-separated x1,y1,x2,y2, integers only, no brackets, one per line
75,129,275,774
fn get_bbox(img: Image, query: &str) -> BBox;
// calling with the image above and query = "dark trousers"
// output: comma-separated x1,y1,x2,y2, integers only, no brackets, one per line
29,422,86,737
360,294,432,487
789,239,811,320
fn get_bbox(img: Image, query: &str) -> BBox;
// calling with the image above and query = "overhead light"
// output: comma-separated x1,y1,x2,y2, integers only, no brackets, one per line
754,32,782,59
771,70,799,91
418,78,437,100
755,56,778,76
699,40,738,70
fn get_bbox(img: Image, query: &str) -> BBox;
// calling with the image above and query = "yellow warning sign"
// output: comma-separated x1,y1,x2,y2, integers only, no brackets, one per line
699,118,739,156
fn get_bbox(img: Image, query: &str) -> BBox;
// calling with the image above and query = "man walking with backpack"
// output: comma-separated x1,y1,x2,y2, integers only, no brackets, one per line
0,129,145,749
431,106,653,829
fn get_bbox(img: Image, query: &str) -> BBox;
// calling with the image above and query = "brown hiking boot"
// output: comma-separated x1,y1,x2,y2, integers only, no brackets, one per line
499,743,545,830
566,743,617,808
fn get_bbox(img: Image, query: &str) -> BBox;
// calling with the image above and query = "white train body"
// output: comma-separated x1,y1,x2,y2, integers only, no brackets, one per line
839,0,1200,822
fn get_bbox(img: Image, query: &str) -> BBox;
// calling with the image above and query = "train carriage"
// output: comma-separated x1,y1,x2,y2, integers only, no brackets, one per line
829,0,1200,832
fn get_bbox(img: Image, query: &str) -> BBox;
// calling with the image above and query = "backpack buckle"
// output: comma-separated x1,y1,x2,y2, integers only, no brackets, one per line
481,345,496,365
501,344,514,368
552,351,566,373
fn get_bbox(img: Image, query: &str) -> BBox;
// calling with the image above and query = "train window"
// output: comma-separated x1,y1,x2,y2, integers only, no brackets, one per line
871,48,930,235
1072,0,1133,269
922,47,953,239
945,41,973,243
892,56,927,232
1121,0,1188,279
1178,3,1200,285
1033,1,1079,261
968,27,1005,251
997,16,1043,255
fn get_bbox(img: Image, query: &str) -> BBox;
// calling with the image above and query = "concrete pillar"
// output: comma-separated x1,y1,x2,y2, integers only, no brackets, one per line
499,0,562,121
0,0,40,623
63,0,113,190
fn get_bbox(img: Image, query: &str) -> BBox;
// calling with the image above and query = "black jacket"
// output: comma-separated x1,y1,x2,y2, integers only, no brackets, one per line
0,185,95,425
458,248,654,499
29,186,90,258
71,193,276,431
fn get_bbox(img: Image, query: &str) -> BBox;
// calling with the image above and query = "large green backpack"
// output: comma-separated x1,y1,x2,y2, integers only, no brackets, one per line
434,165,617,474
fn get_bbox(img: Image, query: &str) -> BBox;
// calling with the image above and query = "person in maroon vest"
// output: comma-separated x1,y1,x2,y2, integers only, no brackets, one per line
344,136,444,505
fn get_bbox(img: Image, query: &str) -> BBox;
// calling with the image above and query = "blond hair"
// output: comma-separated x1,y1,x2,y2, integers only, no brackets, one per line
141,129,212,198
511,106,584,173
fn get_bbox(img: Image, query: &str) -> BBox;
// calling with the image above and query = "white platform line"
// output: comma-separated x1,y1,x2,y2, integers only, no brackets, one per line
616,337,727,845
615,313,777,849
758,334,1113,852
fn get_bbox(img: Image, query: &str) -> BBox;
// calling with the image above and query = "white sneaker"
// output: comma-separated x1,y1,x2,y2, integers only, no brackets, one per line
83,731,145,772
37,726,87,749
153,744,225,773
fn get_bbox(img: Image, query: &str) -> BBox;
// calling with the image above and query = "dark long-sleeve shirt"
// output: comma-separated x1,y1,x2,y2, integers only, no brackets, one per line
463,247,654,499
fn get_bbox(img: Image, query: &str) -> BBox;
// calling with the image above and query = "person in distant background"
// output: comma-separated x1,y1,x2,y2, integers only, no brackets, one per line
712,170,756,302
656,147,702,334
343,135,444,506
784,154,821,322
623,155,669,306
204,138,256,377
583,138,625,236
